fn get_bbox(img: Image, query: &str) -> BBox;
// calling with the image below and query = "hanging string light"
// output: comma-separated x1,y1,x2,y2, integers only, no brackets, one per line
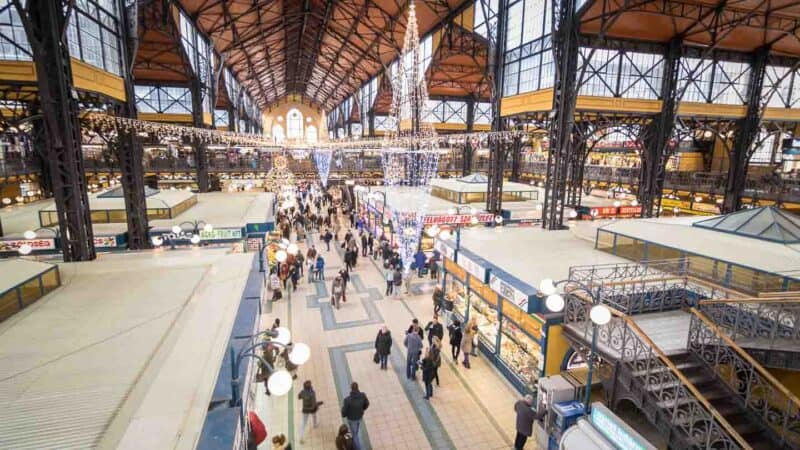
312,149,333,187
263,155,296,193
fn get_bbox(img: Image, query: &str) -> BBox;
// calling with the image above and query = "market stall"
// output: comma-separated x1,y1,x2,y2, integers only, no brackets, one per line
440,245,565,395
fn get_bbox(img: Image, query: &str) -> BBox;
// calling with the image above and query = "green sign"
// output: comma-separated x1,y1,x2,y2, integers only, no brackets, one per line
200,228,243,241
590,403,655,450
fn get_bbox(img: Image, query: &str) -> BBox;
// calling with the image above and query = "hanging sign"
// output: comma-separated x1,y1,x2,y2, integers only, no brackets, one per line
0,238,56,252
94,236,118,248
458,251,488,283
490,273,530,309
422,213,494,225
433,238,455,260
199,228,243,240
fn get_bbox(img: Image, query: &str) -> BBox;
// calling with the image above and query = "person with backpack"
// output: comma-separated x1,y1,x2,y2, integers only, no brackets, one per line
392,267,403,298
297,380,322,444
340,382,369,450
315,255,325,281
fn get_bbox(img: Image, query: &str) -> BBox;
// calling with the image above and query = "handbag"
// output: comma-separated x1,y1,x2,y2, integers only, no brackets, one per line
373,352,380,364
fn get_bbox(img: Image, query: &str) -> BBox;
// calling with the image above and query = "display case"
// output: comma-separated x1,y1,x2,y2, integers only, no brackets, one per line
498,299,545,392
469,292,498,351
449,279,468,320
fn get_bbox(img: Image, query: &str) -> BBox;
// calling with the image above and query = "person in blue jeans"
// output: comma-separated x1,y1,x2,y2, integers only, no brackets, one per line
403,327,423,380
341,382,369,450
374,326,392,370
315,255,325,281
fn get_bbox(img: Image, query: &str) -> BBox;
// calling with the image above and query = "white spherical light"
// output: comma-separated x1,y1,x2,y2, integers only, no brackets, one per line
447,207,456,215
494,215,503,224
590,304,612,325
613,201,621,208
17,243,33,255
545,294,565,312
151,236,164,247
426,225,439,238
23,230,36,240
1,197,11,205
289,342,311,365
438,229,451,240
190,234,201,245
274,327,291,345
203,223,213,232
287,243,299,255
267,369,293,396
630,199,638,207
539,279,556,296
171,225,182,234
275,249,288,262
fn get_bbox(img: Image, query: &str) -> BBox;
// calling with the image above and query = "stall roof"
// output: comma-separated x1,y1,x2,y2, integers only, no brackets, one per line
599,216,800,277
453,227,626,293
382,186,486,214
430,178,538,194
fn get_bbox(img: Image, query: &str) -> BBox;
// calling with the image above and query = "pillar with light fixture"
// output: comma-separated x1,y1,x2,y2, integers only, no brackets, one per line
539,277,611,413
229,327,311,430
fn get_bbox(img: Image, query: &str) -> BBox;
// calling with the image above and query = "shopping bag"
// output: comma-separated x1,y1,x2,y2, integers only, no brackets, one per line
373,352,380,364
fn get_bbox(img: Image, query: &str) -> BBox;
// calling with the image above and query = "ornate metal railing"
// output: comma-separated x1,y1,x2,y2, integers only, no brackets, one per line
563,292,748,449
568,259,732,316
698,299,800,352
688,308,800,448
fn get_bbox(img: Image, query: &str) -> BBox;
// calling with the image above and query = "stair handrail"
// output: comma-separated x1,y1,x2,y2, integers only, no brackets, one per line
697,297,800,346
688,307,800,448
565,289,751,449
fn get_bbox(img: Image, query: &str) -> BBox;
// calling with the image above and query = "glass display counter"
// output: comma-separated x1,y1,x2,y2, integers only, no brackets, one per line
469,292,498,351
449,279,468,321
498,299,545,392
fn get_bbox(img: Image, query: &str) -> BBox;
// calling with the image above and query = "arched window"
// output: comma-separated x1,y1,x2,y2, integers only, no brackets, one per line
306,124,318,143
272,124,285,143
286,108,303,140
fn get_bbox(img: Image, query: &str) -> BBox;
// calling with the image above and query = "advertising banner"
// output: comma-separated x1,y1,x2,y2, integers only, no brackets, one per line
0,238,55,252
423,213,495,225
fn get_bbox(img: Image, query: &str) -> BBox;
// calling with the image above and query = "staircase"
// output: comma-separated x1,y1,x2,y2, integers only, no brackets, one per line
649,352,777,450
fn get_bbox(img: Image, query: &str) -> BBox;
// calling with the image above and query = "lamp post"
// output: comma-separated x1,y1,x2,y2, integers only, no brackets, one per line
539,278,611,413
229,328,311,429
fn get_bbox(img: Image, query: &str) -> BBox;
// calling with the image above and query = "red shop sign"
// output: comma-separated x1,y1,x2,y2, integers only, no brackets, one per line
423,213,495,225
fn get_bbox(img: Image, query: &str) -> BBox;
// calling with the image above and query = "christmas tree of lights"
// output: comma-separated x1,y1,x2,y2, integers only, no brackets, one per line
312,149,333,187
382,1,440,272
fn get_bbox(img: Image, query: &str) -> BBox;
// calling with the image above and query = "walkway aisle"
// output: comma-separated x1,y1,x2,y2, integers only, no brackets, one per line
255,228,537,449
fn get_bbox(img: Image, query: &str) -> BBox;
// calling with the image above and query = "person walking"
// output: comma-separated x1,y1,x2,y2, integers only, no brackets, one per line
421,348,436,400
414,250,426,277
448,319,463,361
431,336,442,386
432,286,444,315
323,228,333,251
514,395,537,450
374,326,392,370
442,292,455,326
269,270,282,302
314,255,325,281
367,233,374,257
338,268,350,303
384,265,394,296
335,424,355,450
360,232,368,257
341,382,369,450
462,318,478,368
424,315,444,348
297,380,322,444
392,266,403,298
331,275,344,309
403,326,423,380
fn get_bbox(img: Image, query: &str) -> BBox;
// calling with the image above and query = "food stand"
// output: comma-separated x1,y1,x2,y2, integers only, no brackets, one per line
440,245,565,395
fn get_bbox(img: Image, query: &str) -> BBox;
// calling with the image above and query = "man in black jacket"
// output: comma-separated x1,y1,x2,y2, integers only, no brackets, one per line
341,382,369,450
424,315,444,347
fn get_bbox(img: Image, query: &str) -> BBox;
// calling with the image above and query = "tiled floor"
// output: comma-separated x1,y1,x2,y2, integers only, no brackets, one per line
254,220,538,450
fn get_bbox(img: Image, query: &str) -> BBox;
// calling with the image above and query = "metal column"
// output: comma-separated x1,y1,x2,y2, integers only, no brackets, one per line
115,0,150,249
368,108,375,137
509,134,522,182
463,99,475,176
639,39,682,217
18,0,95,261
191,77,210,192
542,0,580,230
486,0,507,215
722,47,769,213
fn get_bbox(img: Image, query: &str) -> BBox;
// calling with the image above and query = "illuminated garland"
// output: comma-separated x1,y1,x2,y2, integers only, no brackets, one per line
312,149,332,187
263,155,295,193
